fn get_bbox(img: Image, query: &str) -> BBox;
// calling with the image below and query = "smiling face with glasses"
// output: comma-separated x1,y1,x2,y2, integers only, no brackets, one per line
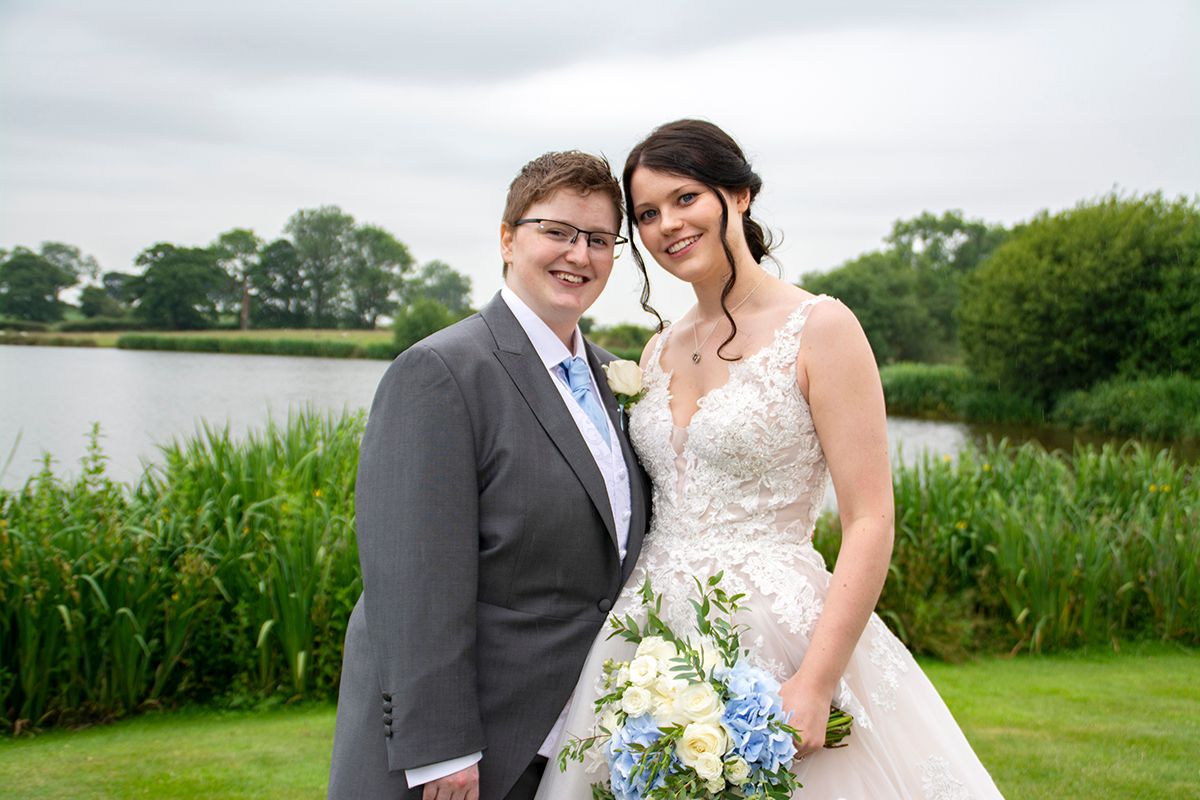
501,189,622,346
512,218,628,260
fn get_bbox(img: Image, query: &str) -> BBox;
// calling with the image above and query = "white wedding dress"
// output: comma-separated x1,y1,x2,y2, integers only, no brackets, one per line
535,297,1004,799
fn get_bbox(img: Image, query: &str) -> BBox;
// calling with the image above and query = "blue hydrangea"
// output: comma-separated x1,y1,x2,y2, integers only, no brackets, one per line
720,660,797,773
606,713,668,800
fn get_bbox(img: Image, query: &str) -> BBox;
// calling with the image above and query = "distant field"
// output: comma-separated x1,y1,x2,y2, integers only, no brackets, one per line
25,328,393,348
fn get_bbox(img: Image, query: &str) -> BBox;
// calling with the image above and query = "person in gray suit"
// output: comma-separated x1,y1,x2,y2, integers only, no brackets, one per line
327,150,651,800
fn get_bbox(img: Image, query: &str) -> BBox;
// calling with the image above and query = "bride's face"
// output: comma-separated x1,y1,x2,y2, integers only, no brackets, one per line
628,167,750,285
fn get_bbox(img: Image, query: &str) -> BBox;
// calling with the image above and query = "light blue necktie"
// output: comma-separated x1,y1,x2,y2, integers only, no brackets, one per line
560,356,611,447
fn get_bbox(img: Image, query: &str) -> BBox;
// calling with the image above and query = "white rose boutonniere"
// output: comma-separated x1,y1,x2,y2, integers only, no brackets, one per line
602,359,645,430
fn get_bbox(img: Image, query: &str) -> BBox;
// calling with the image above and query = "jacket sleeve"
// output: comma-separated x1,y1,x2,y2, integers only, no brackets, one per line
354,343,485,772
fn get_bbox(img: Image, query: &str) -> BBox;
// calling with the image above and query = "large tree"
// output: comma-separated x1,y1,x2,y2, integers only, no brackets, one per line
802,250,940,365
213,228,263,330
285,206,355,327
885,211,1008,355
131,243,230,329
0,251,75,322
342,225,413,328
249,239,307,327
404,260,473,316
38,241,100,284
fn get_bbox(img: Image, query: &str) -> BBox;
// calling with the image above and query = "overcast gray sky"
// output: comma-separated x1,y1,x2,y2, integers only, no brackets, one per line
2,0,1196,325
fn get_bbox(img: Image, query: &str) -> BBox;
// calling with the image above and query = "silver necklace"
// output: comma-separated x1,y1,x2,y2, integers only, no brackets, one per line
690,274,767,364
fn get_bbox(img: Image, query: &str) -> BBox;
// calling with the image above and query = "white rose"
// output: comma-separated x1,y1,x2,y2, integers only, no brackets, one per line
672,681,724,724
675,722,728,769
627,655,658,686
621,685,653,717
603,360,643,396
635,635,677,668
615,665,630,687
724,756,751,785
693,752,724,782
597,707,619,735
706,776,727,794
653,673,686,700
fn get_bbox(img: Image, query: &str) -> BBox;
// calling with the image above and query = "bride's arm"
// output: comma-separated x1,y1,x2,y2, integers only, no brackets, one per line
782,299,895,757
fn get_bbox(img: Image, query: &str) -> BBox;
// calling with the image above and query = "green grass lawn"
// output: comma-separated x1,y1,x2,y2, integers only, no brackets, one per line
2,646,1196,799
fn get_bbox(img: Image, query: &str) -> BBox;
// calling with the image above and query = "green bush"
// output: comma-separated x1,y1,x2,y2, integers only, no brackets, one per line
1053,375,1200,441
392,298,467,352
959,193,1200,402
56,317,147,333
0,318,50,332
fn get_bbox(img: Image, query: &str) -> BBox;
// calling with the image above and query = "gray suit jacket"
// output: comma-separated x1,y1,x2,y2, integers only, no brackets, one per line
328,294,650,800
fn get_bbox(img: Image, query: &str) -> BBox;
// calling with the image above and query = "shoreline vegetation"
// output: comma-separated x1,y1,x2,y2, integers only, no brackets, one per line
2,412,1196,735
0,326,646,363
880,363,1200,444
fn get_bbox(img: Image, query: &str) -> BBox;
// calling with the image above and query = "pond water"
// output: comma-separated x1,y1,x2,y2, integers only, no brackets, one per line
1,345,1184,492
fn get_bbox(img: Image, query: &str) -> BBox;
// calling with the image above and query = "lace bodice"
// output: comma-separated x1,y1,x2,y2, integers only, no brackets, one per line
629,296,833,552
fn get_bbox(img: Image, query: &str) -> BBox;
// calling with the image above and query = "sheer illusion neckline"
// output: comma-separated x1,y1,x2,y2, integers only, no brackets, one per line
654,297,824,431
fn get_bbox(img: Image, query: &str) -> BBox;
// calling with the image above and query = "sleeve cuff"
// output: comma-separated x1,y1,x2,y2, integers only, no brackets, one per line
405,751,483,788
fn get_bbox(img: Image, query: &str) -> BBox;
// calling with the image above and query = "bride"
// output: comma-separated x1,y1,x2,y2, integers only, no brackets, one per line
536,120,1005,798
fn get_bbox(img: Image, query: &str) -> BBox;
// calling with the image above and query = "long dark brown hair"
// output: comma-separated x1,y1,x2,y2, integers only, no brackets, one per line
623,119,775,360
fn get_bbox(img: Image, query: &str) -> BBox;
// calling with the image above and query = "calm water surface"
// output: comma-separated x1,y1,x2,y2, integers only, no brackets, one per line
7,345,1174,493
1,346,389,489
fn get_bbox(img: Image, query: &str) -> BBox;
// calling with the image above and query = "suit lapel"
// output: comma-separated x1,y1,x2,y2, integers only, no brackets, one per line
587,344,649,581
482,296,619,550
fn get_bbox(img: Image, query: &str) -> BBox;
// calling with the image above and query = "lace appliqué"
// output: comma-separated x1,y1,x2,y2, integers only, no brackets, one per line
920,755,973,800
867,615,910,712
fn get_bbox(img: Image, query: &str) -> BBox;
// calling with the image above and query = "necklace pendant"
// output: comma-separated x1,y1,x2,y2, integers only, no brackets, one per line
691,351,702,364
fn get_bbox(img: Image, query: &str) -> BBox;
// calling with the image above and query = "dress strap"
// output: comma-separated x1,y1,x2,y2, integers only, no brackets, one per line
765,294,837,372
645,323,674,375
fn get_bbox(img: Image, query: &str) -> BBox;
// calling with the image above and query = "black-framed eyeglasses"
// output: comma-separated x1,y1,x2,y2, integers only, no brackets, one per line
514,218,628,257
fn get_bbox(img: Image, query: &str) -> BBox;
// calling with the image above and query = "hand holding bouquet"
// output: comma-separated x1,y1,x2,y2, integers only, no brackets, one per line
559,573,853,799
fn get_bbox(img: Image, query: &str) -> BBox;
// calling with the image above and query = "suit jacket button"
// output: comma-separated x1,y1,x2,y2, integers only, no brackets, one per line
381,692,392,701
383,715,392,725
384,724,393,738
382,702,393,713
597,598,613,612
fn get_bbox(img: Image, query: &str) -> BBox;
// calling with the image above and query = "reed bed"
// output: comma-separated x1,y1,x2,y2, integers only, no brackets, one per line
815,439,1199,660
2,417,1196,733
0,412,364,733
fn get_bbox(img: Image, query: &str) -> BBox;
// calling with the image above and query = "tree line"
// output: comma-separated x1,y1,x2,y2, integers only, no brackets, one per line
802,192,1199,402
0,206,473,331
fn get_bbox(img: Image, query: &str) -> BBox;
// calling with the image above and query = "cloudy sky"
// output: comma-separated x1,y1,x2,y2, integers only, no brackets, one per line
2,0,1196,325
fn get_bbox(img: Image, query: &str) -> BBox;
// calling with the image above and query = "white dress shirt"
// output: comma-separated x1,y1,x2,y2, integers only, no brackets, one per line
405,288,632,788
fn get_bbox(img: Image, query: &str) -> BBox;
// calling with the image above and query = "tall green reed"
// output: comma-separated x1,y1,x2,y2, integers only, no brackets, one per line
815,439,1198,660
0,411,364,733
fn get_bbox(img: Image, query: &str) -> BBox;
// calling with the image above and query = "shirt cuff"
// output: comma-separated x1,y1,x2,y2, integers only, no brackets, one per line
405,751,483,789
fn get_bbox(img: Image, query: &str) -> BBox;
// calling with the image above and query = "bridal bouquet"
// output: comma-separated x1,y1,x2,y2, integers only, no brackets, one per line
559,573,853,799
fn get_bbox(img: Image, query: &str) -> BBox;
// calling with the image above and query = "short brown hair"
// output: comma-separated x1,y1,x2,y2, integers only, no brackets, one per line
502,151,623,274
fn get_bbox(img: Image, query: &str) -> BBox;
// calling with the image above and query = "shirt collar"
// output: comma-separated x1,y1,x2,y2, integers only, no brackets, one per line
500,286,586,371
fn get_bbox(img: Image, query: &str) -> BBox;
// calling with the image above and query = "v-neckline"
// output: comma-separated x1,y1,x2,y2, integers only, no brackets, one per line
656,298,819,431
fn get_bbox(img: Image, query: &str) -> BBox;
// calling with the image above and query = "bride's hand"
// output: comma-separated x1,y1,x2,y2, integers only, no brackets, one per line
779,675,830,758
